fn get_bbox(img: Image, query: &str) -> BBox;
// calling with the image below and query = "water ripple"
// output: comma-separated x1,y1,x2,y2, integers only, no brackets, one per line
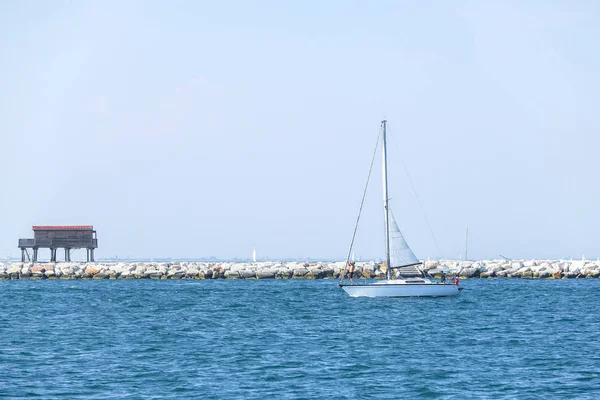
0,279,599,399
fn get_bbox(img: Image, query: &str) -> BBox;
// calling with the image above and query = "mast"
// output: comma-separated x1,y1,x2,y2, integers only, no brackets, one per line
465,226,469,261
382,120,392,279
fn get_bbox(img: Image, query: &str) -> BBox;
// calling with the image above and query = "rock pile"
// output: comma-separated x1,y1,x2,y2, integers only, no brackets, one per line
425,259,600,279
0,259,599,280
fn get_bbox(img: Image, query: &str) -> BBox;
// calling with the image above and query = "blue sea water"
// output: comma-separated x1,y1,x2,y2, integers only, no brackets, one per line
1,278,599,399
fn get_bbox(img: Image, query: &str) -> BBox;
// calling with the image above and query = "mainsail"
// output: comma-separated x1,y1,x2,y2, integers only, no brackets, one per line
388,209,420,268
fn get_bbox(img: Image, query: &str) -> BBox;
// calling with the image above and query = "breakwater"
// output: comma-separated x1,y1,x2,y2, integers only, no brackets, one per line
1,259,599,280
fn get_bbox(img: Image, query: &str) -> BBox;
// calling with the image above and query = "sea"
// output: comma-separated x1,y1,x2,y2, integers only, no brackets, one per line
1,278,599,399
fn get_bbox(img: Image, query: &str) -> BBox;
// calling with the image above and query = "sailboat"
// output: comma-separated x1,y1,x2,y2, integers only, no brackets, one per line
252,247,257,263
339,120,461,297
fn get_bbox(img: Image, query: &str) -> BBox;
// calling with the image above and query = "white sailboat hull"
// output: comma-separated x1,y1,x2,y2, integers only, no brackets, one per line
340,281,461,297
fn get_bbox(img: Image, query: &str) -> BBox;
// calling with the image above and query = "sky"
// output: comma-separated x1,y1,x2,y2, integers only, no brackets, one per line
1,0,599,261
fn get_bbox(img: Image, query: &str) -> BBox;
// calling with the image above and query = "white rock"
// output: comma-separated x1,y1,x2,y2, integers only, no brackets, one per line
7,265,21,274
511,261,524,270
224,270,239,279
239,270,255,279
292,268,308,277
256,269,276,279
185,269,200,277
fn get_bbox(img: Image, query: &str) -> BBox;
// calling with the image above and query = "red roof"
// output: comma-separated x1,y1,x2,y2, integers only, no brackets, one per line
32,225,94,230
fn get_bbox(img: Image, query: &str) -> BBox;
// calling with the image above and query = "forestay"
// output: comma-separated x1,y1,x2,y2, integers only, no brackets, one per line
388,209,420,268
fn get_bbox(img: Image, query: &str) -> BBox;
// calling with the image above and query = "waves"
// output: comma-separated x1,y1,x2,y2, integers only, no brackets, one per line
0,279,599,398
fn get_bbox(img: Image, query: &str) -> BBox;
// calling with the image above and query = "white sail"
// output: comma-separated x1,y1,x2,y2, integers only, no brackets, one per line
388,209,420,268
252,247,257,263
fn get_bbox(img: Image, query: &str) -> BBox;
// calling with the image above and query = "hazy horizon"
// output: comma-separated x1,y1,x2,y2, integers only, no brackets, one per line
1,1,599,261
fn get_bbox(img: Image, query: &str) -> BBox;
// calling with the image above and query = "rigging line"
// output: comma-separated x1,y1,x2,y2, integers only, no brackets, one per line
387,124,444,260
340,125,383,283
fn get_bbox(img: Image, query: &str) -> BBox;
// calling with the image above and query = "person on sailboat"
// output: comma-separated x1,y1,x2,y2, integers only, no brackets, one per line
440,271,446,283
454,276,460,285
347,261,356,283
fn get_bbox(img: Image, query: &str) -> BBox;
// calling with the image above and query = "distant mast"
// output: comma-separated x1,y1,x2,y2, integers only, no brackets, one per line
252,247,257,263
465,226,469,261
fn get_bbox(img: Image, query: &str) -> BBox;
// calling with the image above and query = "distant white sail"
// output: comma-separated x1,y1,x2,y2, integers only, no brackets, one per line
252,247,257,263
389,209,420,268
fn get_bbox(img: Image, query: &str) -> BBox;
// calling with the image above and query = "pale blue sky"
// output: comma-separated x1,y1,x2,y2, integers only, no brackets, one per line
1,1,598,261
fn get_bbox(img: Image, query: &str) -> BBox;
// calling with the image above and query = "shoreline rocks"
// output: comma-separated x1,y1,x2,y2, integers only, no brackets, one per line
0,259,599,280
